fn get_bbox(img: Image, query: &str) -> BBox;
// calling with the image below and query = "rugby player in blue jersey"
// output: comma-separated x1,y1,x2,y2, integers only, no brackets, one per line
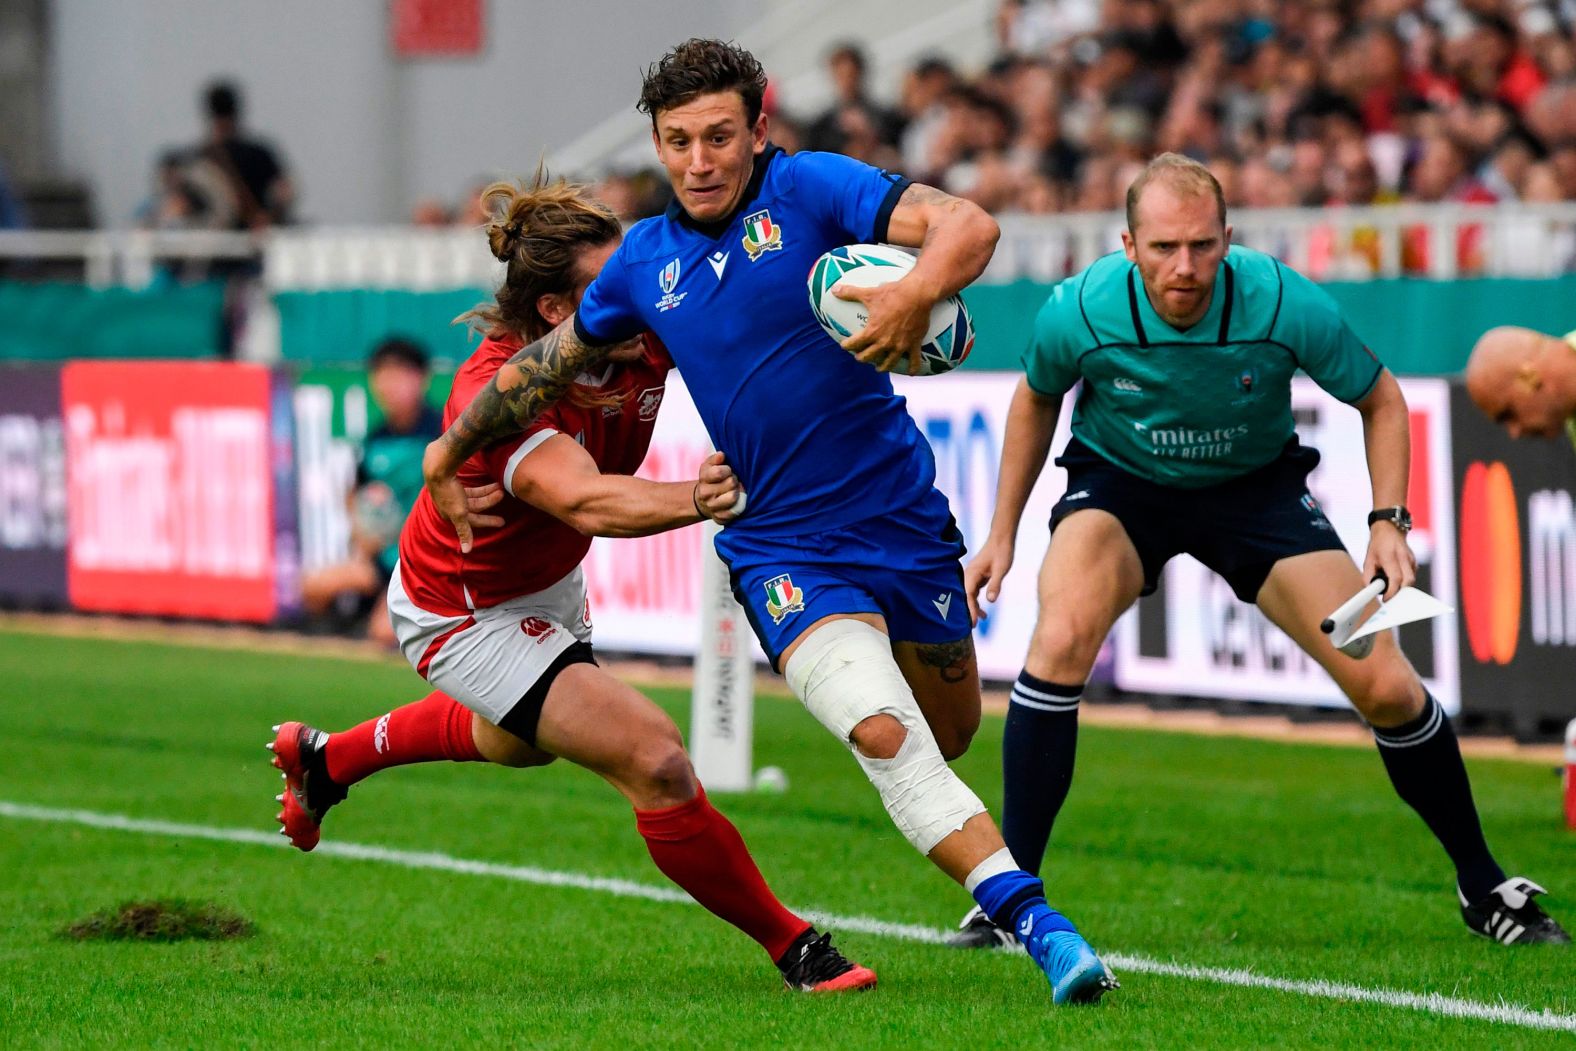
949,153,1567,949
421,38,1116,1003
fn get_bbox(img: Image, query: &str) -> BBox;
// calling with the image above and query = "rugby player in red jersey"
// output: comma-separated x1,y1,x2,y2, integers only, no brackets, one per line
267,174,875,992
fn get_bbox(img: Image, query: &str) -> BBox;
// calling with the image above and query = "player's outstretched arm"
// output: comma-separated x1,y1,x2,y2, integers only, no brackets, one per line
965,377,1061,623
837,183,999,375
1354,368,1417,599
422,315,613,551
511,440,745,538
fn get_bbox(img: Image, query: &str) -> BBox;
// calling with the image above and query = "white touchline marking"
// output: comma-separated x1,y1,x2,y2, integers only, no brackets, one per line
4,800,1573,1033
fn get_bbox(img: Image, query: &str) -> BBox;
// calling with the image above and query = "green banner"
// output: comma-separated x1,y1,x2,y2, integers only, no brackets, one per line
271,272,1576,378
274,289,486,367
962,275,1576,375
0,279,227,361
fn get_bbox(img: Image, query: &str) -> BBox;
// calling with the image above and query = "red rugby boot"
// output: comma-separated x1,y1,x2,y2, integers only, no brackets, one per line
267,721,348,852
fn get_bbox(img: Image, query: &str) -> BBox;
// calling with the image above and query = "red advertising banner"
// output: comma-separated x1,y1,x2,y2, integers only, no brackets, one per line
61,362,279,622
391,0,484,57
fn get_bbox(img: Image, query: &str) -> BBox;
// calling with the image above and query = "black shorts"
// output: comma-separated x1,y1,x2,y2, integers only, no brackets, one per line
1049,437,1347,603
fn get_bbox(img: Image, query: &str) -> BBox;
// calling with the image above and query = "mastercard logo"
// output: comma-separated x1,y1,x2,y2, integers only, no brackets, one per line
1458,461,1520,664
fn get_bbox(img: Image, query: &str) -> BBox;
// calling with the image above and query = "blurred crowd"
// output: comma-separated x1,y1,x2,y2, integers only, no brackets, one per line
774,0,1576,217
131,1,1576,244
567,0,1576,228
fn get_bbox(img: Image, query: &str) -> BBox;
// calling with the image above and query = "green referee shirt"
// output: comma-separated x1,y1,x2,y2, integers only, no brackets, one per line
1024,245,1383,487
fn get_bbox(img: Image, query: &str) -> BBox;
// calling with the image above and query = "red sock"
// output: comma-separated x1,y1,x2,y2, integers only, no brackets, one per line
635,786,811,962
323,691,485,785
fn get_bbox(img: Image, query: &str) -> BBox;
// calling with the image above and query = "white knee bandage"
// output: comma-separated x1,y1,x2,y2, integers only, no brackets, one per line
784,620,985,855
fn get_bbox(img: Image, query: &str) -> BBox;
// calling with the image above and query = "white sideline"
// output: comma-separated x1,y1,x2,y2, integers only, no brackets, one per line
4,799,1573,1034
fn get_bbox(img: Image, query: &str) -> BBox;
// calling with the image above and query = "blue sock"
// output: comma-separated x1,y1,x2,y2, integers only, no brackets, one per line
972,870,1076,942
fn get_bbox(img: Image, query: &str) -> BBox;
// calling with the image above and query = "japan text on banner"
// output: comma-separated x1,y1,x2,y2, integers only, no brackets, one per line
60,361,300,623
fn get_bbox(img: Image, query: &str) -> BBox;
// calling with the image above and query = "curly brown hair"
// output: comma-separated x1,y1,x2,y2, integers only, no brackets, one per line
637,38,768,128
455,169,627,409
456,167,623,343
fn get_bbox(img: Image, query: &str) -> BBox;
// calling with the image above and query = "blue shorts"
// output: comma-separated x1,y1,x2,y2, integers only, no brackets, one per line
715,487,968,670
1050,436,1347,603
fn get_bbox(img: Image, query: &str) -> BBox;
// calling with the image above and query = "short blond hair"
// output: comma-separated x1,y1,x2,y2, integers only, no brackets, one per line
1125,153,1226,233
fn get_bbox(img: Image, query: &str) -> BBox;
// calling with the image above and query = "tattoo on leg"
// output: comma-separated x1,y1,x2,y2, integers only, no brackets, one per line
914,637,974,684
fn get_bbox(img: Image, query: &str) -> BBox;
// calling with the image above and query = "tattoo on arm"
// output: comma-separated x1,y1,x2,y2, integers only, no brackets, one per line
896,183,966,247
913,636,975,685
441,321,612,463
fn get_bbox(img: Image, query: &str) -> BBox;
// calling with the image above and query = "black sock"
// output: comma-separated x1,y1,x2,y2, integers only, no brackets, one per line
1372,692,1505,901
1001,671,1082,879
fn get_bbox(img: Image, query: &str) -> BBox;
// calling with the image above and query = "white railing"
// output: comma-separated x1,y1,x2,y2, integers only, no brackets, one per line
2,202,1575,292
0,229,259,287
263,228,501,291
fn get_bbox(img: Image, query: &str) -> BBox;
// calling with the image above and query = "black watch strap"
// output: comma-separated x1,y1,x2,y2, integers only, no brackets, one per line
1367,506,1412,533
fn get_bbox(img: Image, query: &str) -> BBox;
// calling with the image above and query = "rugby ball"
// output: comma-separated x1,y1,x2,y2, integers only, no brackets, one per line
807,243,975,376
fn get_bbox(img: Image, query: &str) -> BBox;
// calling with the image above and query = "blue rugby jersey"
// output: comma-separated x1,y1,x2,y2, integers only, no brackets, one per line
574,146,938,536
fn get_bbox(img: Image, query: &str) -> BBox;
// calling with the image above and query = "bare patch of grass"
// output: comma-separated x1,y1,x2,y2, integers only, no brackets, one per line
61,899,255,942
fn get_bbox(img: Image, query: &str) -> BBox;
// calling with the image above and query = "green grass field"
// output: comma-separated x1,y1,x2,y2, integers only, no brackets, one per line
1,627,1572,1049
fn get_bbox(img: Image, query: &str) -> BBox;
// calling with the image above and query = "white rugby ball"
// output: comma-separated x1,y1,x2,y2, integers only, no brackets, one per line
807,243,975,376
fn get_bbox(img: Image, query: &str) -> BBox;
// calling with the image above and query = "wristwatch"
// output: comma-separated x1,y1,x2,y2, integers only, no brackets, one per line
1367,506,1412,534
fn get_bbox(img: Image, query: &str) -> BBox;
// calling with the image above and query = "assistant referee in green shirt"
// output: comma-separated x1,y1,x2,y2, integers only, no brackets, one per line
949,153,1568,950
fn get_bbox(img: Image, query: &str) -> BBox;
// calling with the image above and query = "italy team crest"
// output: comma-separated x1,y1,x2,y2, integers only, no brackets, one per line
763,573,804,624
741,209,783,261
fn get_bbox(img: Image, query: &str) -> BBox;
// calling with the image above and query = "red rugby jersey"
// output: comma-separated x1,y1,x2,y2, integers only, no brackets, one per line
397,332,672,615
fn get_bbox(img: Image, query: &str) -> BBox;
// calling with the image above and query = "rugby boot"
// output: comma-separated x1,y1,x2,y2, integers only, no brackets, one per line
946,904,1018,949
1018,910,1118,1005
267,721,348,852
776,928,878,992
1460,877,1571,945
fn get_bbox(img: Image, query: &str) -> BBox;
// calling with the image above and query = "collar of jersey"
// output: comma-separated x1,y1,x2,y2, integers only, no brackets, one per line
1124,257,1235,346
664,143,784,239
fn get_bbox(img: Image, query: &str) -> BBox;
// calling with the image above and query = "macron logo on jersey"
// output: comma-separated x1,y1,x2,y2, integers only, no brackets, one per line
707,251,729,279
932,592,953,621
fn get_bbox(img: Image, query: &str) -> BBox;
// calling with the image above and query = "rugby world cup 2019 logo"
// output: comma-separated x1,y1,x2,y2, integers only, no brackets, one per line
1230,366,1259,406
655,258,687,312
741,209,783,261
763,573,804,624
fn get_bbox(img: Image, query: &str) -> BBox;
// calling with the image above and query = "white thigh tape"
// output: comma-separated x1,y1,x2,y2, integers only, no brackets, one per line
785,619,912,738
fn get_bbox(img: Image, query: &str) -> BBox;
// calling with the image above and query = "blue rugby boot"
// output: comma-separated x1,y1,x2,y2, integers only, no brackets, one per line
971,868,1117,1005
1017,908,1118,1005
